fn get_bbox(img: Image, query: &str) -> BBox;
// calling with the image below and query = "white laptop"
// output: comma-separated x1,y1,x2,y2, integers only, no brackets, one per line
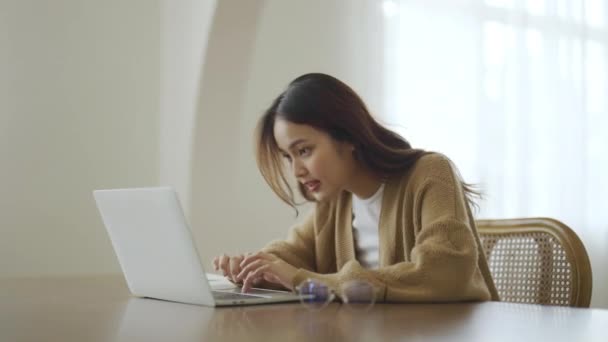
93,187,303,307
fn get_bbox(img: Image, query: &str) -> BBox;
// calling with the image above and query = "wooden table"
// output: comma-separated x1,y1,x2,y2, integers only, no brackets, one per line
1,275,607,342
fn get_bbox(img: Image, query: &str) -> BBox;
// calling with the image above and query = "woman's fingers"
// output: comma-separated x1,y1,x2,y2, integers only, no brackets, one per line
218,254,231,277
229,255,244,282
212,257,219,271
236,259,265,282
240,252,274,268
212,252,274,286
252,276,263,286
242,264,270,293
213,253,295,292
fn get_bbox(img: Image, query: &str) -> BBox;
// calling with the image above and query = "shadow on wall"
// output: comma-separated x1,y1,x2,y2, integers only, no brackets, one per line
189,0,265,261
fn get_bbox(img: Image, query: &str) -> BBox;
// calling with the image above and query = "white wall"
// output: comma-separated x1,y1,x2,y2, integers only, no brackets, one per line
159,0,216,218
0,0,160,276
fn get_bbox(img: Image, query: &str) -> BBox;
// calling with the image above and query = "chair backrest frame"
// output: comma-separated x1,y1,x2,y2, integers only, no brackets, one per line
477,217,592,307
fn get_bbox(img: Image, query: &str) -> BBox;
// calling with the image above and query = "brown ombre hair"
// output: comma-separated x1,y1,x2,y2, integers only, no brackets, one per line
255,73,480,211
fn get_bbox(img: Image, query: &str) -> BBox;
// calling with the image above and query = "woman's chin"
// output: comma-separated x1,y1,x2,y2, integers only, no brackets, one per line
311,188,338,201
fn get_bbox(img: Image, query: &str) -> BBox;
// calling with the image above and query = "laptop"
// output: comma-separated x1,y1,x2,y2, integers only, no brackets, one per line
93,187,303,307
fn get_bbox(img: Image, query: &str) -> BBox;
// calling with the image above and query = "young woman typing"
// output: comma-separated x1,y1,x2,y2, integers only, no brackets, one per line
212,73,499,303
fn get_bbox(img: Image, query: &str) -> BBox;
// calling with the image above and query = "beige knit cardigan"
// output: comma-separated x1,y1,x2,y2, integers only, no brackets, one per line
262,153,499,302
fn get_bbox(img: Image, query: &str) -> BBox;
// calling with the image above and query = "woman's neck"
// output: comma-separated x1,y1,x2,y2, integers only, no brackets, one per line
347,167,383,199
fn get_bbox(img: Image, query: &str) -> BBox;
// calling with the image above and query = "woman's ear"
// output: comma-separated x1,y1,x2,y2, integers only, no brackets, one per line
335,140,356,158
346,142,358,160
344,141,355,152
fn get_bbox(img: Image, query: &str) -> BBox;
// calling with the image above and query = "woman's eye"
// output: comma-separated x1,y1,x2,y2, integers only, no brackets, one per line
298,147,311,156
282,153,292,162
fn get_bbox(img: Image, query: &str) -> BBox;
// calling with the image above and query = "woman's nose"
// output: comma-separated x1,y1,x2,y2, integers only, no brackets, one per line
292,159,307,178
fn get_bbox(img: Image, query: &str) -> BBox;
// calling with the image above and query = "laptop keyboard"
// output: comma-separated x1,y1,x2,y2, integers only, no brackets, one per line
212,291,267,300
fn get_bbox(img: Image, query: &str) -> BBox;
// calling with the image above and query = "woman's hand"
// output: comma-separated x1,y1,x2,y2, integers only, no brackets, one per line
236,252,299,293
212,253,248,284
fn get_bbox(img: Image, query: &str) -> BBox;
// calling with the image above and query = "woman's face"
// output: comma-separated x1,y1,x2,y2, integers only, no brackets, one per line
273,118,357,201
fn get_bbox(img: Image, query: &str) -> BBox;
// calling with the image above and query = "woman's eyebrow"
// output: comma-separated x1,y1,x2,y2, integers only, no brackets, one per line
287,139,308,151
278,139,309,154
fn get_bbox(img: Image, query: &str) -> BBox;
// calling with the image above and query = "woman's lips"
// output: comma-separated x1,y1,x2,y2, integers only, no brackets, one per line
305,181,321,192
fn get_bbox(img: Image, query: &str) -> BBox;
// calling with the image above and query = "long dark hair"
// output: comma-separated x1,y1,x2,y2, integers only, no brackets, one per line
255,73,480,210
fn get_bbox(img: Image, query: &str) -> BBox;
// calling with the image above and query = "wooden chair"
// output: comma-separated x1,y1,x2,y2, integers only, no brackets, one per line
476,217,592,307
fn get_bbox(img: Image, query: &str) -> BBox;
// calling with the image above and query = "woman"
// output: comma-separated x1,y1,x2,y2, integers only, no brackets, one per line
213,73,499,302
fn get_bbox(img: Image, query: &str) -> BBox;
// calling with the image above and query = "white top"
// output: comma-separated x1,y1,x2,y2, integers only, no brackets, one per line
351,183,384,269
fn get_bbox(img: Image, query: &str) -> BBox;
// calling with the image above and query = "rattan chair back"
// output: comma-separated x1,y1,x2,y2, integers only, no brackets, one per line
477,218,592,307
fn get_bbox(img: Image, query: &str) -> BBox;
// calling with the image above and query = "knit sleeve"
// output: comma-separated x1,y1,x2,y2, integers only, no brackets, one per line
260,210,317,272
290,166,491,302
